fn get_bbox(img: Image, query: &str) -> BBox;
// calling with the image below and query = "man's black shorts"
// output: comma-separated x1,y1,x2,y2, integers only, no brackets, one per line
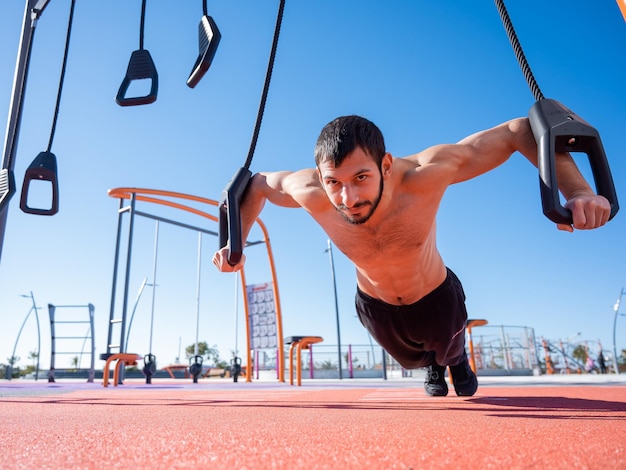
355,268,468,369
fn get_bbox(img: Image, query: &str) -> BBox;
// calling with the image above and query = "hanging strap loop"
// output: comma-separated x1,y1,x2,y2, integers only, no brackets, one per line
494,0,619,224
218,167,252,265
20,0,76,216
116,0,158,106
187,0,221,89
218,0,285,266
529,99,619,224
20,151,59,215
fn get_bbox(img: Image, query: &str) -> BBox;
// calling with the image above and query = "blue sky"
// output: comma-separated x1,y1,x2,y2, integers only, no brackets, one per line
1,1,625,372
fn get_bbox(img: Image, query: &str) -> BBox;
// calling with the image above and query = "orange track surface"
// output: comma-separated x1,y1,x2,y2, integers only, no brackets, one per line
1,379,625,469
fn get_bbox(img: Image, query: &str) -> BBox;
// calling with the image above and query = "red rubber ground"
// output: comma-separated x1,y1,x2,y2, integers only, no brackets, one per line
1,378,624,469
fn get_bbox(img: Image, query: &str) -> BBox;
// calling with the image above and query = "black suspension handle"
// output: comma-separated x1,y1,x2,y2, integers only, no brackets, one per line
115,49,158,106
186,14,221,88
218,167,252,266
528,99,619,224
20,151,59,216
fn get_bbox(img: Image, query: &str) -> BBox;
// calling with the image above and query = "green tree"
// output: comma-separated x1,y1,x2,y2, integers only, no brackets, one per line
185,341,226,368
343,352,359,368
572,345,587,364
28,350,39,369
316,359,336,370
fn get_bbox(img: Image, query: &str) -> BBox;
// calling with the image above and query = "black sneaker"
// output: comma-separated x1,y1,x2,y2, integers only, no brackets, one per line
424,363,448,397
449,358,478,396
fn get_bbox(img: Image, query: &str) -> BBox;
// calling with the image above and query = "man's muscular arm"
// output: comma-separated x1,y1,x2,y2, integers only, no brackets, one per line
212,171,307,272
411,118,610,230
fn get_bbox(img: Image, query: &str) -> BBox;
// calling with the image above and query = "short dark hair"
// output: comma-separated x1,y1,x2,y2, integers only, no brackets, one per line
314,115,386,167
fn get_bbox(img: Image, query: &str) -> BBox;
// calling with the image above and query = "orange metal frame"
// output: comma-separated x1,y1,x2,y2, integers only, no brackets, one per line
102,353,141,387
108,187,286,382
287,336,324,386
466,319,488,373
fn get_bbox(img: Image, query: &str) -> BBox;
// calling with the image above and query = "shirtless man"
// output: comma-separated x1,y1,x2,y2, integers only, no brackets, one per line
212,115,610,396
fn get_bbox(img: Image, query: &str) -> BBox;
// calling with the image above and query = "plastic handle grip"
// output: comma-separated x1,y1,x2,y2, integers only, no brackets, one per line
187,15,221,89
528,99,619,225
0,168,16,214
218,167,252,266
116,49,159,106
20,151,59,216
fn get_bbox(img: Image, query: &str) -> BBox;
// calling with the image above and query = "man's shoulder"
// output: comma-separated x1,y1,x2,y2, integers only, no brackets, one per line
283,168,327,207
393,146,460,193
285,167,322,190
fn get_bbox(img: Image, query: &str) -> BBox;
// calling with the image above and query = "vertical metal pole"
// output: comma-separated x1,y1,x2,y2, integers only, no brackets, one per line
234,274,239,357
124,277,148,352
381,348,387,380
148,220,159,355
19,291,41,380
348,344,353,378
500,326,510,370
194,231,202,356
30,292,40,380
105,198,125,359
47,304,55,381
88,303,95,382
119,194,137,356
326,239,342,379
613,288,623,375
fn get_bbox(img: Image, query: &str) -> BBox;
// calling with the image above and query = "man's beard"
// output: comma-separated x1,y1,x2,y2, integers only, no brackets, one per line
335,173,384,225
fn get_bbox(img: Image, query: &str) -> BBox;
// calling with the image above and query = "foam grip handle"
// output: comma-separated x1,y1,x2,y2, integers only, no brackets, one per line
219,167,252,266
528,99,619,225
20,151,59,216
116,49,159,106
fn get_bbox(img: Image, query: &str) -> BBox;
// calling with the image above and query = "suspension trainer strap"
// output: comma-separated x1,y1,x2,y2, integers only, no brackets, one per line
219,0,285,265
494,0,618,224
0,1,55,268
21,0,77,215
187,0,221,89
116,0,158,106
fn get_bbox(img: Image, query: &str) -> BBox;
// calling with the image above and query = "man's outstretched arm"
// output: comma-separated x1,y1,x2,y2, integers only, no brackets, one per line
212,171,303,272
429,118,610,231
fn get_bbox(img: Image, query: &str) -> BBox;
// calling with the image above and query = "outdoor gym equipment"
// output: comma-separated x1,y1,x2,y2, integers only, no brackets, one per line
48,303,96,383
218,0,285,266
189,355,203,383
230,356,242,383
105,188,286,382
494,0,618,224
186,0,221,88
142,353,157,384
116,0,158,106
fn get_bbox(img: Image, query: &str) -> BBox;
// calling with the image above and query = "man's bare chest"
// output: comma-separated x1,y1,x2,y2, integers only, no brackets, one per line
322,207,432,264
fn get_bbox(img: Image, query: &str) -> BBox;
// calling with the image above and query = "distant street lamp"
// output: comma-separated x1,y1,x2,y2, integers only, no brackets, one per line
8,292,41,380
325,239,342,379
612,288,625,375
